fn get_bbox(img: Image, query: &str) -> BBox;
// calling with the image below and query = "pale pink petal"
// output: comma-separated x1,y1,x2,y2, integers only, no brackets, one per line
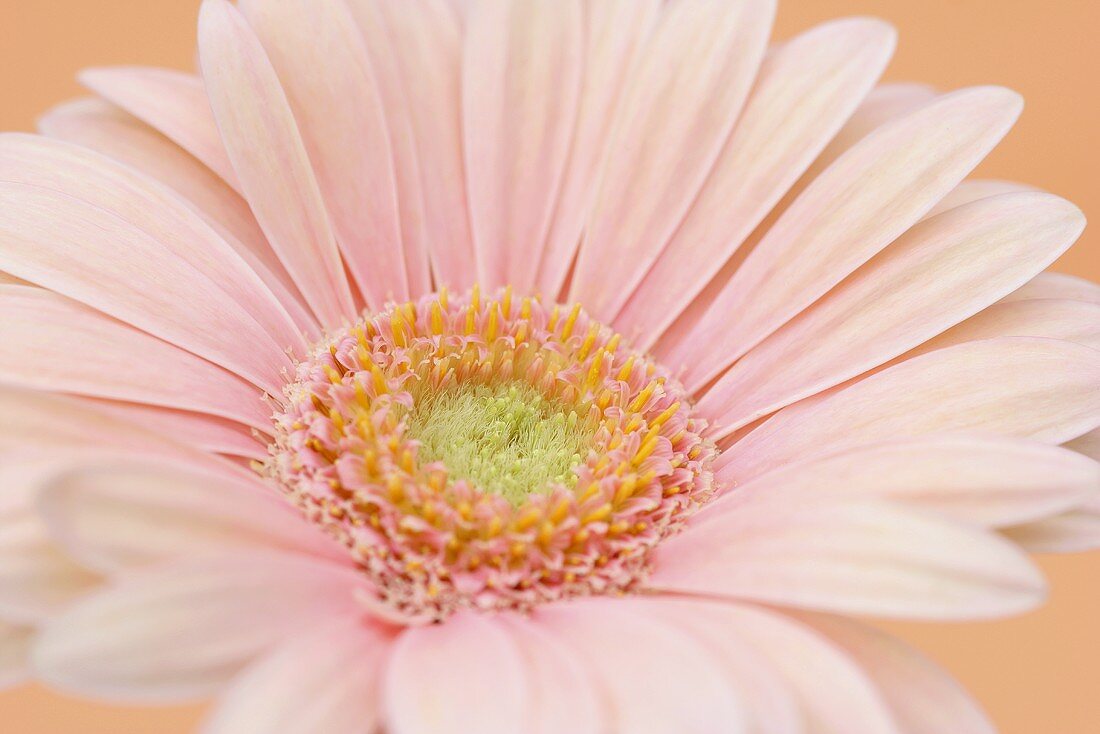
198,0,356,327
359,0,475,289
0,285,270,430
925,178,1035,219
618,18,896,347
32,551,365,702
533,0,661,297
80,67,240,190
384,611,527,734
239,0,408,309
671,87,1023,390
204,616,392,734
0,271,28,286
571,0,776,319
718,337,1100,482
703,435,1098,528
903,298,1100,357
0,387,249,483
0,182,293,393
501,616,605,734
38,462,345,575
651,599,900,734
651,498,1045,620
643,600,801,734
38,98,314,329
700,192,1084,433
1002,270,1100,305
83,400,268,461
0,620,32,690
0,461,100,623
464,0,583,291
342,0,434,297
535,598,746,733
1003,494,1100,553
0,133,307,356
794,613,995,734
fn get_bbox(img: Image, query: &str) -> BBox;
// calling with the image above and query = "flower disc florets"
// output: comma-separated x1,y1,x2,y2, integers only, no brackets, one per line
267,287,716,621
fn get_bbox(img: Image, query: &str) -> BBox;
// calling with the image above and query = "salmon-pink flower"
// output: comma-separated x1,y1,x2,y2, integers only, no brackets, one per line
1,0,1098,731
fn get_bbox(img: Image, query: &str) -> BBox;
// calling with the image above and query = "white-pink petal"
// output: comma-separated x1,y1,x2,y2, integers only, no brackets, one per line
571,0,776,320
464,0,583,292
704,435,1098,528
672,86,1023,390
700,192,1084,433
198,0,356,327
32,551,365,702
719,337,1100,483
38,462,345,575
793,613,996,734
535,598,747,733
1003,270,1100,305
384,611,527,734
618,17,896,346
239,0,408,309
204,616,392,734
652,498,1045,619
0,285,270,430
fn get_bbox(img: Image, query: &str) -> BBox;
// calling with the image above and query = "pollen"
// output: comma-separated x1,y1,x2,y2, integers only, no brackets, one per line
265,288,716,621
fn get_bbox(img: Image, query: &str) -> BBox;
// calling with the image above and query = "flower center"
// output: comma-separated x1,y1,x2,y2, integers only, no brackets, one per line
404,382,593,506
265,287,716,622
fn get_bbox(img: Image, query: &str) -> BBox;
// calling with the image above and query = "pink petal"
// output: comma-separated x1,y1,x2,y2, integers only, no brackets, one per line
703,435,1098,528
571,0,776,320
1002,270,1100,305
500,616,605,734
204,616,392,734
535,598,746,733
533,0,661,297
0,182,293,393
83,400,268,461
38,462,345,575
239,0,408,309
618,18,896,347
0,387,249,483
1003,495,1100,553
642,600,801,734
0,461,100,623
651,599,900,734
38,98,315,331
0,285,270,430
700,191,1084,434
198,0,356,327
925,178,1035,219
672,87,1023,391
651,497,1045,620
904,298,1100,357
342,0,433,297
355,0,475,290
79,67,240,190
0,621,32,690
792,612,996,734
464,0,583,291
384,611,527,734
719,337,1100,483
32,551,365,702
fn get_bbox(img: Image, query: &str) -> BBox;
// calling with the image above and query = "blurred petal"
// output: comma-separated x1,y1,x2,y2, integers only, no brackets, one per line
0,620,32,690
1003,271,1100,305
204,616,392,734
33,551,365,702
384,612,527,734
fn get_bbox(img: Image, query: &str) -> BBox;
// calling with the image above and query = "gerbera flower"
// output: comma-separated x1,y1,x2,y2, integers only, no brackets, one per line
1,0,1098,731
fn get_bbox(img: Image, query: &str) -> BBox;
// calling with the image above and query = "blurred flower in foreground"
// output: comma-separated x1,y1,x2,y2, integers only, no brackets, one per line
1,0,1099,731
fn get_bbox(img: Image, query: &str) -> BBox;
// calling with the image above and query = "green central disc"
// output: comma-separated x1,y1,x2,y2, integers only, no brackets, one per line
406,382,593,505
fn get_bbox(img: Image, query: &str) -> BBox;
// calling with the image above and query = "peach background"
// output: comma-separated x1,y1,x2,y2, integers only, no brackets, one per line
0,0,1097,731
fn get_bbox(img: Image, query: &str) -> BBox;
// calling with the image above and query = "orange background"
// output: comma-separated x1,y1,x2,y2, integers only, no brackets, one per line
1,0,1098,731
